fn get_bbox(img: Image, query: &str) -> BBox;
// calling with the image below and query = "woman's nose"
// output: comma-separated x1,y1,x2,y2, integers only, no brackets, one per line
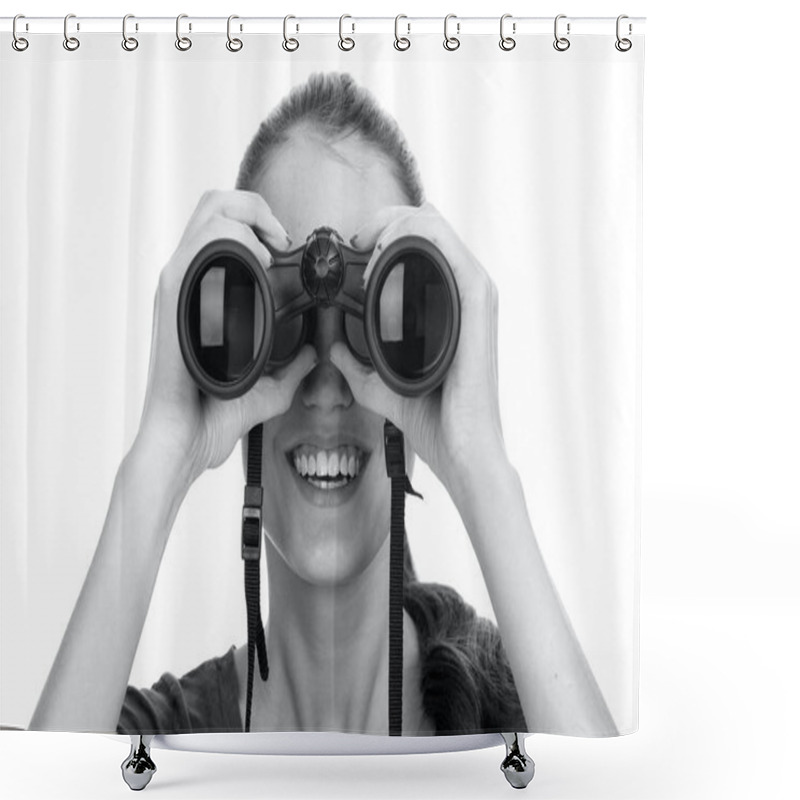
300,307,353,411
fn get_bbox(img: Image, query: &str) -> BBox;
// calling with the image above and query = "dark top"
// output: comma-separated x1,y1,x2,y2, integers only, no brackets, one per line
117,583,527,736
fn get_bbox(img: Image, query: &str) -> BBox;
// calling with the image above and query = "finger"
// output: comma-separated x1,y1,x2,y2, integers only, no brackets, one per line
329,342,404,426
192,190,292,251
350,205,416,251
210,216,275,273
234,345,318,433
164,216,274,296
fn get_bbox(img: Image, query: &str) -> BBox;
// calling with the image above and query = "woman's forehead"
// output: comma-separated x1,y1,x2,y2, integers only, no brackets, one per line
254,131,408,243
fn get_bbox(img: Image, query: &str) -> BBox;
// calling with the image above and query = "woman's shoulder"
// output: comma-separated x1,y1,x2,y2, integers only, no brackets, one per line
117,646,241,734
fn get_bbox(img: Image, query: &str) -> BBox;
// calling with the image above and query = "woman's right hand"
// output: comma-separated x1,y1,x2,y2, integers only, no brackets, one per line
135,190,316,489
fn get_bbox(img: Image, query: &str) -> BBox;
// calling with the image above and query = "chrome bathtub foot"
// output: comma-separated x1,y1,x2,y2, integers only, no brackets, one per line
500,732,535,789
121,734,156,791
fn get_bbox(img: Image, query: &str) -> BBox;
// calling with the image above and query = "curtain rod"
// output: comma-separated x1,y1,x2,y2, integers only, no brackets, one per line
1,16,646,37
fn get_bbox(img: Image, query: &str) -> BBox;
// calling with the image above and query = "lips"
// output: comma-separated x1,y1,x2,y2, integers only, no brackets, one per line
286,444,368,491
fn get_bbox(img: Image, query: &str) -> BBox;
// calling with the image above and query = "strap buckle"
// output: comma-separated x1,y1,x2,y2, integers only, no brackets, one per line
241,485,263,561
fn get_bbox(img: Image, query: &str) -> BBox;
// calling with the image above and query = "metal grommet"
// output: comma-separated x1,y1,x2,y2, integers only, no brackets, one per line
338,14,355,51
176,14,192,51
227,15,243,52
283,15,299,52
443,14,460,51
499,13,516,51
394,14,410,51
553,14,570,52
63,13,80,51
615,14,632,52
122,14,139,51
12,15,29,51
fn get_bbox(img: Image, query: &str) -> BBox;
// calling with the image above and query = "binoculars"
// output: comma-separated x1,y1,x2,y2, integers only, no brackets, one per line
177,227,460,399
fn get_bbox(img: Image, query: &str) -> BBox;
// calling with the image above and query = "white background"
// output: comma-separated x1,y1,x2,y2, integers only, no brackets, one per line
1,1,798,800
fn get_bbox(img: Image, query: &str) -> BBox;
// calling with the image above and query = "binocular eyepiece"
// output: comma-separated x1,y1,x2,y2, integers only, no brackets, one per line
177,227,461,398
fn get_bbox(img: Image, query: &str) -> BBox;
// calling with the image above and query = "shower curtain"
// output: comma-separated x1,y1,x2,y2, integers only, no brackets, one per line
1,16,643,753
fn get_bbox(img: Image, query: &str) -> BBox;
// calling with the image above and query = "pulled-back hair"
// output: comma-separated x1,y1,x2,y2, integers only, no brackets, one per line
236,72,424,206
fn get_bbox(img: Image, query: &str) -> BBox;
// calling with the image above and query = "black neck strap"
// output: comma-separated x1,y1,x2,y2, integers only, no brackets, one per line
242,423,269,733
240,420,421,736
384,420,423,736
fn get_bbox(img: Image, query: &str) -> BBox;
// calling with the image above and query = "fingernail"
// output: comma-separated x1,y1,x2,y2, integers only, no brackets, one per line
350,234,359,247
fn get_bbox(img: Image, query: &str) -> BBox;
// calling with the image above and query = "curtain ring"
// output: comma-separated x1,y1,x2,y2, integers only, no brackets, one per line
338,14,355,51
443,14,460,51
122,14,139,51
12,15,29,52
175,14,192,50
615,15,632,52
394,15,410,51
553,14,570,52
283,15,299,51
227,15,243,52
63,13,80,51
499,14,516,51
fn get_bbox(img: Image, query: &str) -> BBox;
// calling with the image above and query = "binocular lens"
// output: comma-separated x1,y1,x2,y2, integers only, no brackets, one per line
367,245,459,395
179,241,274,398
188,258,264,382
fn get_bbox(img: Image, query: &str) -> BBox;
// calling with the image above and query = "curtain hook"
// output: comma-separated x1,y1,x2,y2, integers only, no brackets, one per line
227,15,243,51
122,14,139,51
499,13,516,51
175,14,192,50
443,13,460,51
63,13,80,51
615,14,632,52
338,14,355,51
12,15,29,52
553,14,570,52
283,15,299,51
394,14,410,51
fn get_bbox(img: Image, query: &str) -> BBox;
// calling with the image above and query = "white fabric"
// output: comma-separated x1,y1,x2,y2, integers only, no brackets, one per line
0,31,643,737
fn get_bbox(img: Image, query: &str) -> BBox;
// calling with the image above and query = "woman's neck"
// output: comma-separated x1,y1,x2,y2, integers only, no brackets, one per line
257,536,395,733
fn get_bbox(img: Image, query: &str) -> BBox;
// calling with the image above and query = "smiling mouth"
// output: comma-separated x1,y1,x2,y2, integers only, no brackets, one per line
286,444,369,491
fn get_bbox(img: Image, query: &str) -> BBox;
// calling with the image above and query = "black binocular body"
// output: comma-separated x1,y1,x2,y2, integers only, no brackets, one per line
177,227,460,398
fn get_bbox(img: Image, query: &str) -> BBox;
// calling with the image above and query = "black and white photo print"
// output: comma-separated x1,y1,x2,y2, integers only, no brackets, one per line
2,31,642,741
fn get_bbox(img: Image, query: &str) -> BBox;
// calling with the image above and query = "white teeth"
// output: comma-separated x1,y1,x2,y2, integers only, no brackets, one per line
289,444,366,485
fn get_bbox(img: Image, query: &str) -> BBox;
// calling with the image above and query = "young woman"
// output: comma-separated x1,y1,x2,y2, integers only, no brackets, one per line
30,73,617,737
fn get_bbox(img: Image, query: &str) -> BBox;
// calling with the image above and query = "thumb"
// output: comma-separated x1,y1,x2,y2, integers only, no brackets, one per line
330,342,403,426
236,345,317,433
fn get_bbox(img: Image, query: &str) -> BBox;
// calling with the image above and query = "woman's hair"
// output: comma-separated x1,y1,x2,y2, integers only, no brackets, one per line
236,72,424,206
240,72,523,734
404,541,527,734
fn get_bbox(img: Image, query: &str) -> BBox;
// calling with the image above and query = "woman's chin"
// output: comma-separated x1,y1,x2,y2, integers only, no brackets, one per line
261,451,390,587
282,537,382,588
264,504,388,589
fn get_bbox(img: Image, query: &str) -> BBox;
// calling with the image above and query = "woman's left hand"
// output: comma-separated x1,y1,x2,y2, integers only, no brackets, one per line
329,202,508,500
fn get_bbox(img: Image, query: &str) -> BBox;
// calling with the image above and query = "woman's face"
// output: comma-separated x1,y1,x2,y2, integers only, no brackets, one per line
253,127,410,587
